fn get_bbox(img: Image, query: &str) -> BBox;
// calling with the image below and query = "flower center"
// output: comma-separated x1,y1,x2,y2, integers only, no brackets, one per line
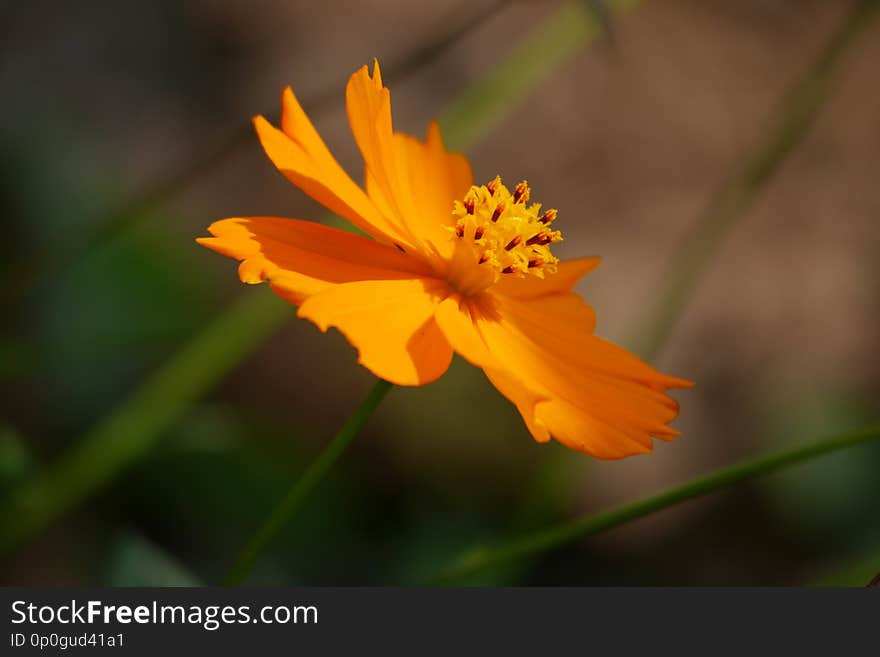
450,176,562,284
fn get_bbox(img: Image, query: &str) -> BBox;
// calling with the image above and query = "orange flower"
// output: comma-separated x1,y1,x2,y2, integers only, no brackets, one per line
198,61,693,459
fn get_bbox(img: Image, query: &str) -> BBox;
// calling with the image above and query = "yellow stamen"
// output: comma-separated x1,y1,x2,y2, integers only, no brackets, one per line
486,175,501,196
539,208,557,224
451,176,562,279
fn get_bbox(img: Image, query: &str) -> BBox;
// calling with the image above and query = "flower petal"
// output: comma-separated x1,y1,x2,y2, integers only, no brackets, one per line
387,121,473,260
434,295,550,443
486,293,691,458
197,216,434,306
437,290,692,459
298,278,454,386
483,367,551,443
346,62,412,223
253,87,410,247
434,295,494,369
347,61,463,265
492,256,602,299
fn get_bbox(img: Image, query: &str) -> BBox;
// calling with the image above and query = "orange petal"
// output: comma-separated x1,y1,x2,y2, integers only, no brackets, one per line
386,121,473,261
488,293,691,458
533,397,661,459
347,61,460,264
253,87,410,247
492,256,602,299
434,295,549,443
434,295,495,369
438,290,692,459
298,278,454,386
484,367,551,443
197,216,434,306
346,63,409,220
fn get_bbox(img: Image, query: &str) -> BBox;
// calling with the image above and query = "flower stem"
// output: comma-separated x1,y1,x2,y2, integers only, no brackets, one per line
811,548,880,587
429,426,880,584
222,379,393,586
0,287,290,555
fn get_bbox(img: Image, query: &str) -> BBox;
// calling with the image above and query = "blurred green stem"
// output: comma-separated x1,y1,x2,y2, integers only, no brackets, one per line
0,0,637,555
223,379,393,586
632,0,880,360
811,548,880,587
430,426,880,584
0,287,290,553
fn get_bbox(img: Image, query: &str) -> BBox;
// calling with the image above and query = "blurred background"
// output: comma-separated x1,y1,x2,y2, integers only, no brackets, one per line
2,0,879,586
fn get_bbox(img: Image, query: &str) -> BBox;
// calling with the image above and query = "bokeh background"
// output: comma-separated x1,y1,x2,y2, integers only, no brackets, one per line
2,0,879,585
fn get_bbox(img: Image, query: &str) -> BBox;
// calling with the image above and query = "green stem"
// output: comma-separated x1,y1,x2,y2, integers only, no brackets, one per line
223,379,393,586
631,0,880,360
430,426,880,584
811,548,880,587
0,288,290,554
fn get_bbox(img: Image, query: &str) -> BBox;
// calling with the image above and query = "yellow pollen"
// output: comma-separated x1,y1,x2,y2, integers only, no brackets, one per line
450,176,562,279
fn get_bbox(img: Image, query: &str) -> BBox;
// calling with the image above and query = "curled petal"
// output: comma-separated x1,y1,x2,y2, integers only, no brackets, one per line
346,62,412,228
347,61,470,263
298,278,454,386
197,216,433,305
484,367,551,444
386,121,473,260
436,290,691,458
254,87,410,247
